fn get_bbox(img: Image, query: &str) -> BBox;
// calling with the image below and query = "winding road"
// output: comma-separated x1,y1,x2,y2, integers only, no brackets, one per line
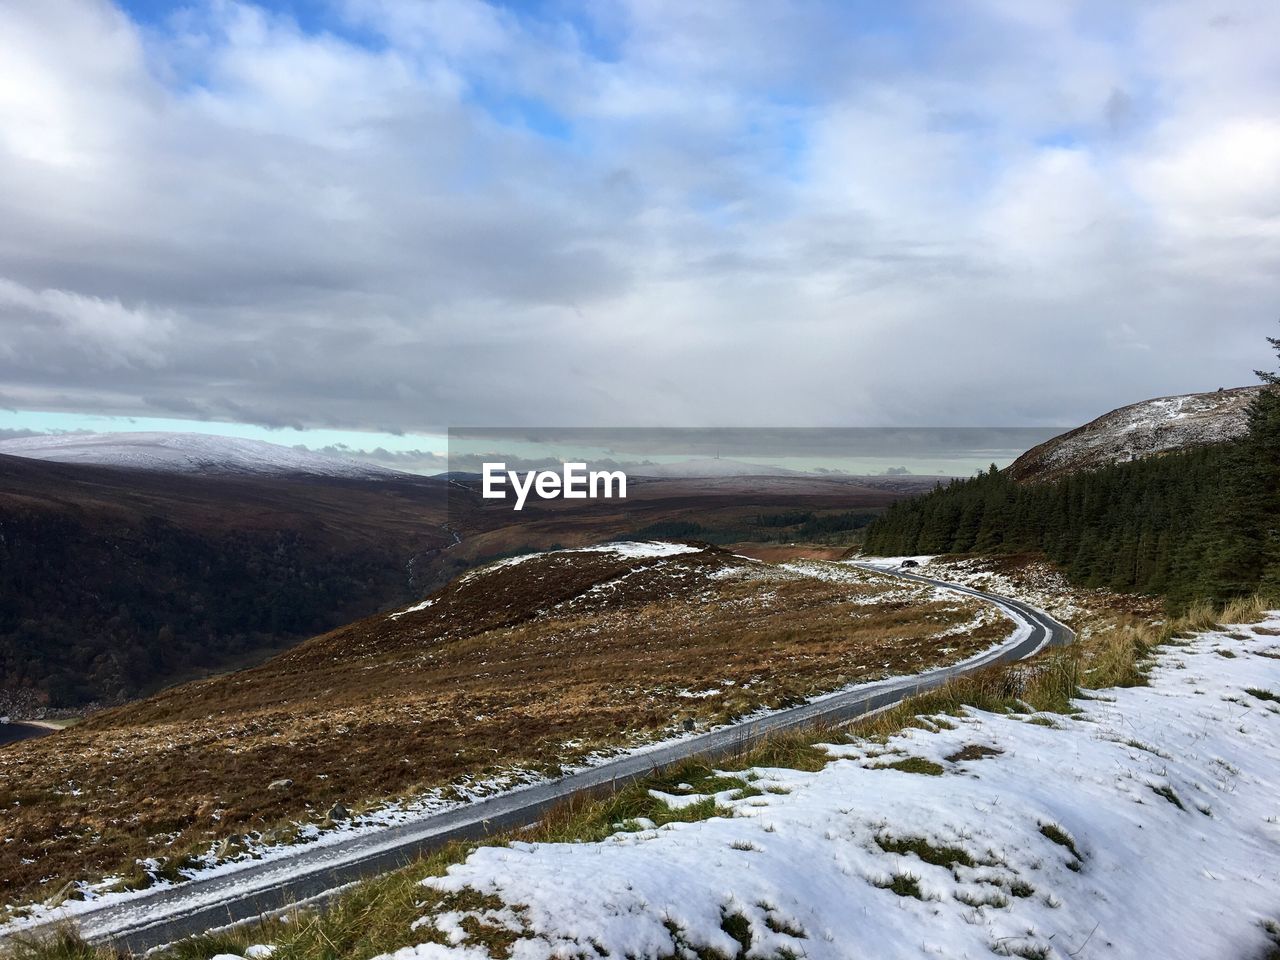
10,562,1073,954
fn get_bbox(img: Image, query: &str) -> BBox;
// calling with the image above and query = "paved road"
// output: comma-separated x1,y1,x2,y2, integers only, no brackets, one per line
13,562,1072,954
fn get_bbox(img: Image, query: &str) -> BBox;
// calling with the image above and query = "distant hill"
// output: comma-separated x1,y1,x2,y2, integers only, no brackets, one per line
632,458,804,478
0,431,402,479
1008,386,1261,483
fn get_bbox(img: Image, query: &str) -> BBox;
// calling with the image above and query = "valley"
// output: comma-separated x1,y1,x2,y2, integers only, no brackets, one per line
0,454,454,715
0,448,921,718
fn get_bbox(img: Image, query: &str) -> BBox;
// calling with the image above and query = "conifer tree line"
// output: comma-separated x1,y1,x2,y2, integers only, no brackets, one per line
863,334,1280,610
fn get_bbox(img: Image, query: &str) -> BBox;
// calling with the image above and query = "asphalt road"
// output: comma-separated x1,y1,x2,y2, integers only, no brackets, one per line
11,562,1073,954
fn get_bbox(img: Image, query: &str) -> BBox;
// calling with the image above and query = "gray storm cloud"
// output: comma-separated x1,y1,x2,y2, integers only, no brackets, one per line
0,0,1278,432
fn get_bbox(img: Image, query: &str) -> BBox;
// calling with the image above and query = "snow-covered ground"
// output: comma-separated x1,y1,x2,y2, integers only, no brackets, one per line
449,540,704,586
372,616,1280,960
1007,386,1260,482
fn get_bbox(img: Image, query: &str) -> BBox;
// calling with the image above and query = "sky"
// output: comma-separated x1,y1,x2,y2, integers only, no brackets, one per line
1,0,1278,461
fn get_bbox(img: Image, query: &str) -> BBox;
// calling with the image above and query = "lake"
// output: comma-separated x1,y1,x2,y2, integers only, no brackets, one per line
0,722,51,747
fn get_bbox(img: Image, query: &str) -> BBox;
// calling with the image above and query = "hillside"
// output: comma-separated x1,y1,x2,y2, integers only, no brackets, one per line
0,432,402,479
0,544,1011,909
1007,386,1260,482
0,454,452,713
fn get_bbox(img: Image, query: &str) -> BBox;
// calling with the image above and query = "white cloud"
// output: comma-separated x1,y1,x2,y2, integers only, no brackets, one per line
0,277,175,367
0,0,149,168
1137,118,1280,235
0,0,1276,431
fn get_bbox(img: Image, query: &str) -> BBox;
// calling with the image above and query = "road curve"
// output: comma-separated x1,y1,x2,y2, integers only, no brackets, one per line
14,561,1073,954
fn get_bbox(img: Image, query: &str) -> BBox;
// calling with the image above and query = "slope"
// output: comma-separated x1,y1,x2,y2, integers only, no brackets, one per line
1007,386,1260,483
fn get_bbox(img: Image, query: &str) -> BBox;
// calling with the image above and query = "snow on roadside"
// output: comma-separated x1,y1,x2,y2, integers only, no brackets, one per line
210,946,274,960
855,555,1096,627
856,555,938,571
386,618,1280,960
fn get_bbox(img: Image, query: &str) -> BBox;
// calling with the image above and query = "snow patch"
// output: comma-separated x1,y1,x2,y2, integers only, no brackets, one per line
388,599,436,621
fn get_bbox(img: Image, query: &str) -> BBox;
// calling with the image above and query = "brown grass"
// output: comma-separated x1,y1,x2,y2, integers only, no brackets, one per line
0,549,1004,909
1218,594,1272,626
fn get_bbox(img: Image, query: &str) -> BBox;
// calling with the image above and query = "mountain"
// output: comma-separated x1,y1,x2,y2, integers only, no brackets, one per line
1007,386,1261,483
0,432,402,479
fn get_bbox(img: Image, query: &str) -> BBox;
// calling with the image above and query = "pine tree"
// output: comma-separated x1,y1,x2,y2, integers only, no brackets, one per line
1242,332,1280,592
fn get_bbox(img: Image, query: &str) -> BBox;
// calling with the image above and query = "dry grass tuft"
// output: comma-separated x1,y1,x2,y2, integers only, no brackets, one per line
1218,594,1271,626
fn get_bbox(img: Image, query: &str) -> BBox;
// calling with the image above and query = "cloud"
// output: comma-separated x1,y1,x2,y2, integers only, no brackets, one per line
306,443,451,474
1136,118,1280,244
0,0,1276,433
0,277,175,367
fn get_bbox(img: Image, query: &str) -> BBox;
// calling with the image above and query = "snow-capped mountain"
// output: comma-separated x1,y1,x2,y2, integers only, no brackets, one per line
1007,385,1263,482
0,431,403,479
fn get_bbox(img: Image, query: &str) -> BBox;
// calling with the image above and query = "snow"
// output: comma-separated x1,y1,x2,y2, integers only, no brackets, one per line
1008,386,1261,482
388,599,436,620
575,540,704,559
206,946,275,960
647,790,707,811
0,432,402,479
389,617,1280,960
449,542,703,591
381,945,491,960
